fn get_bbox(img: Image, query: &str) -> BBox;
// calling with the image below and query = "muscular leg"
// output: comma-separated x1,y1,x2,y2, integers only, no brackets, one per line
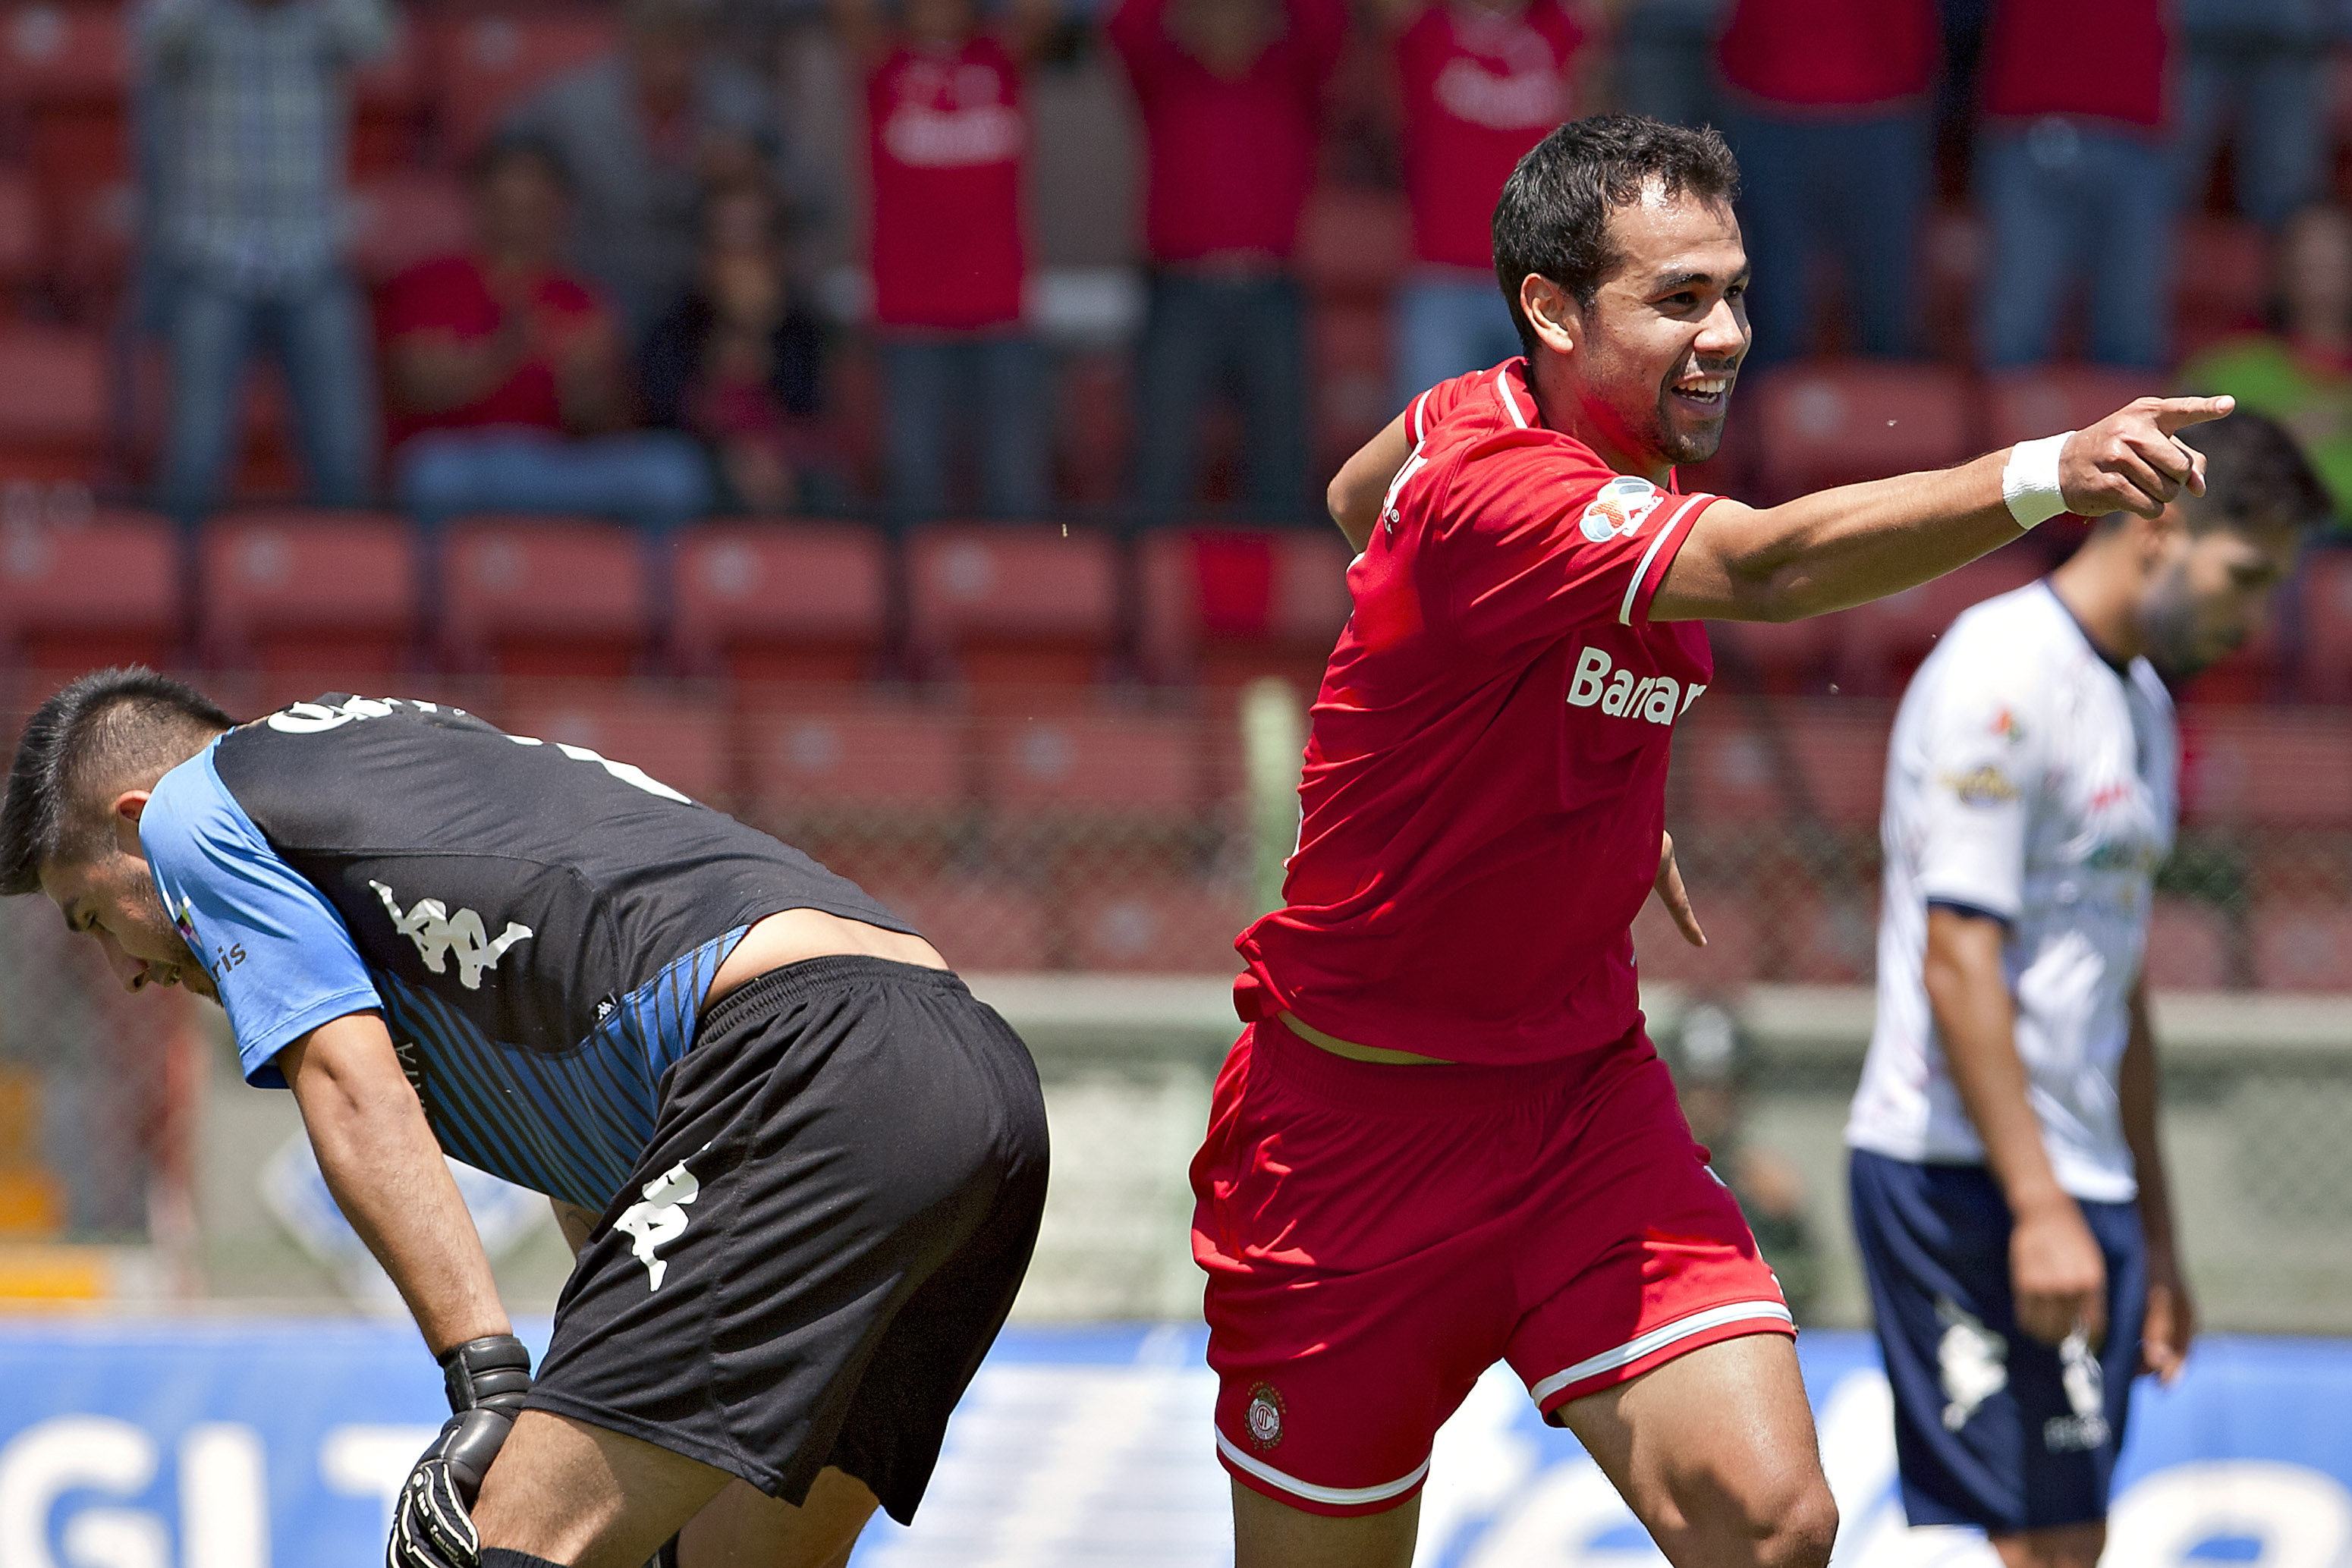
471,1410,878,1568
1992,1522,2105,1568
1555,1334,1838,1568
1231,1481,1420,1568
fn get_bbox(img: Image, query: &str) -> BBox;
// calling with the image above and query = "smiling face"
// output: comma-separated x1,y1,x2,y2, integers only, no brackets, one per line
1522,186,1750,477
36,797,214,1001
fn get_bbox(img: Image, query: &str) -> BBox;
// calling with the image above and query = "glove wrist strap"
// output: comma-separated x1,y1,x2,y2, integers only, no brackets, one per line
439,1334,533,1415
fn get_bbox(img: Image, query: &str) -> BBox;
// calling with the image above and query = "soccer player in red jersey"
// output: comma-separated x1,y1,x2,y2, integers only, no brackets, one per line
1196,115,2234,1568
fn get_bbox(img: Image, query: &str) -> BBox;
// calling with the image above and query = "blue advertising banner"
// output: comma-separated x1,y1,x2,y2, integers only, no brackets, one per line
2,1322,2347,1568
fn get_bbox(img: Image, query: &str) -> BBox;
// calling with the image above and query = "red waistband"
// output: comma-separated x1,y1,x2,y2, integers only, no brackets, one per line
1247,1014,1629,1117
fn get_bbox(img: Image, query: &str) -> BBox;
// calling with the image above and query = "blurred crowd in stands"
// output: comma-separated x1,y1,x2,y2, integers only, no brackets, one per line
0,0,2347,542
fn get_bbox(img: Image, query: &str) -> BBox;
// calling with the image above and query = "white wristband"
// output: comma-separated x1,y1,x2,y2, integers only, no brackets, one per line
2001,432,2073,529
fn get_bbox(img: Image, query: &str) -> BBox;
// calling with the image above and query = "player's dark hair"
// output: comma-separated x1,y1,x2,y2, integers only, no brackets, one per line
0,668,235,896
2176,410,2332,538
1492,115,1741,358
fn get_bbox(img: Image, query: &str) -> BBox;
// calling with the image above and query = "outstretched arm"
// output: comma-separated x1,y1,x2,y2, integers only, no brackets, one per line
281,1012,509,1353
1653,395,2234,623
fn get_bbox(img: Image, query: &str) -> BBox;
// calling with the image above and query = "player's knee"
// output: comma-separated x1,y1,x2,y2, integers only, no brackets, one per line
1758,1479,1839,1568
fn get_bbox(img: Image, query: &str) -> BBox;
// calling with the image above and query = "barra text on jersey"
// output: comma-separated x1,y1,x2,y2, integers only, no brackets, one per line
1566,646,1706,725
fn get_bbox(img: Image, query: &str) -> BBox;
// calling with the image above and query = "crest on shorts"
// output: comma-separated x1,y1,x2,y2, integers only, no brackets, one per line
1578,476,1664,544
1243,1382,1286,1451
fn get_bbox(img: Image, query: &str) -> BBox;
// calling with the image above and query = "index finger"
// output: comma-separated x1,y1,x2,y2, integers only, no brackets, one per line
2148,394,2235,435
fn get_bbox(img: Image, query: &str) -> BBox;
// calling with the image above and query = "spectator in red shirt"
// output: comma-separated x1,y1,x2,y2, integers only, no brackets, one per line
1715,0,1937,363
380,137,711,536
1385,0,1595,405
1109,0,1346,525
640,179,833,514
1976,0,2173,369
835,0,1058,524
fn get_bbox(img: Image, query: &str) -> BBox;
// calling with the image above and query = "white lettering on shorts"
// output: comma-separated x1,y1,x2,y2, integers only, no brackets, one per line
1935,1296,2009,1431
368,881,533,991
613,1159,702,1292
1564,646,1702,727
2044,1328,2111,1453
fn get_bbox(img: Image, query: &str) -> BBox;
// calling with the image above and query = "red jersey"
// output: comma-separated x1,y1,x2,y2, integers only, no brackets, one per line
867,38,1028,330
376,255,606,452
1717,0,1936,109
1396,0,1586,270
1982,0,2166,130
1106,0,1347,262
1234,361,1721,1063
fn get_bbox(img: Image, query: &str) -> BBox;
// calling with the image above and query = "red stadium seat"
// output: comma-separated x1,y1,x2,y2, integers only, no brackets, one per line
671,520,888,684
2296,550,2352,702
2250,900,2352,993
1749,362,1976,501
977,709,1202,819
0,168,39,296
198,511,420,680
906,522,1118,687
2178,710,2352,828
1982,366,2167,451
1681,704,1889,830
52,175,134,308
1313,303,1391,472
2144,897,2229,992
0,510,180,675
1706,617,1841,695
435,11,619,159
1832,542,2047,693
493,688,734,809
1781,707,1894,828
861,874,1051,972
0,6,126,107
1630,888,1763,988
741,705,970,821
1777,891,1879,985
0,325,105,482
2174,218,2269,357
349,173,471,286
1138,526,1353,688
1066,879,1249,973
1296,186,1408,302
439,516,651,678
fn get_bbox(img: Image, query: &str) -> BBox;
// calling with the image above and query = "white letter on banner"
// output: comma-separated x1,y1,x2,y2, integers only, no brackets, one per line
0,1416,160,1568
321,1427,437,1544
2106,1461,2352,1568
61,1510,169,1568
180,1425,268,1568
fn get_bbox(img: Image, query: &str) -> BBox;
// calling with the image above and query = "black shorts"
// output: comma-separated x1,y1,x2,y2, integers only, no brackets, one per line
526,956,1049,1525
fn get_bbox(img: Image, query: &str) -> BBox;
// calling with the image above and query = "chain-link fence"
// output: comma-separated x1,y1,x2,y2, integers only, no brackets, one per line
0,670,2346,1331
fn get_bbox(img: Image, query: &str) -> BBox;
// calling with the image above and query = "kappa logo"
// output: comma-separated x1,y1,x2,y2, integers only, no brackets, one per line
1566,646,1706,726
368,881,533,990
1935,1296,2009,1431
1578,475,1665,545
615,1158,701,1290
2045,1328,2111,1453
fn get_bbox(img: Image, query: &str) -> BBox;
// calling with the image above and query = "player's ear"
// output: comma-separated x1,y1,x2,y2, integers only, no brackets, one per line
110,790,152,857
1520,274,1578,357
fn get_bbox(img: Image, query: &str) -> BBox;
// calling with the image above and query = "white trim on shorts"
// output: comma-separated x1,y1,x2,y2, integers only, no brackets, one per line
1215,1429,1432,1508
1528,1299,1795,1405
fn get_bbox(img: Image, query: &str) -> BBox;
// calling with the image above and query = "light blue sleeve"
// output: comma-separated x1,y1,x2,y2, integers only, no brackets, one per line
141,743,385,1089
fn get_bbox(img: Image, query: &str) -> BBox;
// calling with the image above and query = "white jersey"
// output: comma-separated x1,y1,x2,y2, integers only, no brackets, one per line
1846,582,2176,1202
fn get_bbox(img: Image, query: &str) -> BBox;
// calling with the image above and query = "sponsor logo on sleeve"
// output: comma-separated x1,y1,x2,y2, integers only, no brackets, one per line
1577,475,1665,544
1941,766,2020,806
1566,646,1706,726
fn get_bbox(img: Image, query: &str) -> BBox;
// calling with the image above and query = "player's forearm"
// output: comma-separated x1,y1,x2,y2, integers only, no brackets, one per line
2118,982,2180,1265
1657,451,2023,624
282,1016,511,1353
1329,409,1413,552
1923,910,2072,1221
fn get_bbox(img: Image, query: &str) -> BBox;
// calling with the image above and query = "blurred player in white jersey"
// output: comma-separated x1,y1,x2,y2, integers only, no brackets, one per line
1847,411,2326,1568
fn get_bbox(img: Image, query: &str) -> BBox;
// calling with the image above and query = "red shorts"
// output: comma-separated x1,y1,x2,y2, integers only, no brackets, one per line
1190,1017,1793,1516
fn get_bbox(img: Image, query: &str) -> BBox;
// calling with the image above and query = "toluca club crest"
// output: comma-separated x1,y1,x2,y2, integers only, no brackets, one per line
1244,1382,1286,1450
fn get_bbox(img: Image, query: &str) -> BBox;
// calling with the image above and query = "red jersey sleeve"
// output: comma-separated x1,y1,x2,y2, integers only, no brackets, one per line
1432,441,1718,655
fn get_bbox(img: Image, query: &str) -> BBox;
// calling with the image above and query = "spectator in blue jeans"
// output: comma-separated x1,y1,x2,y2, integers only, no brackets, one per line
1715,0,1938,365
139,0,389,523
378,139,710,537
1975,0,2172,370
2174,0,2340,231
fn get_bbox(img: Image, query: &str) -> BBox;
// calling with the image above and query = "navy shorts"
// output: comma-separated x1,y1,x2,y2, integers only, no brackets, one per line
1849,1149,2146,1535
